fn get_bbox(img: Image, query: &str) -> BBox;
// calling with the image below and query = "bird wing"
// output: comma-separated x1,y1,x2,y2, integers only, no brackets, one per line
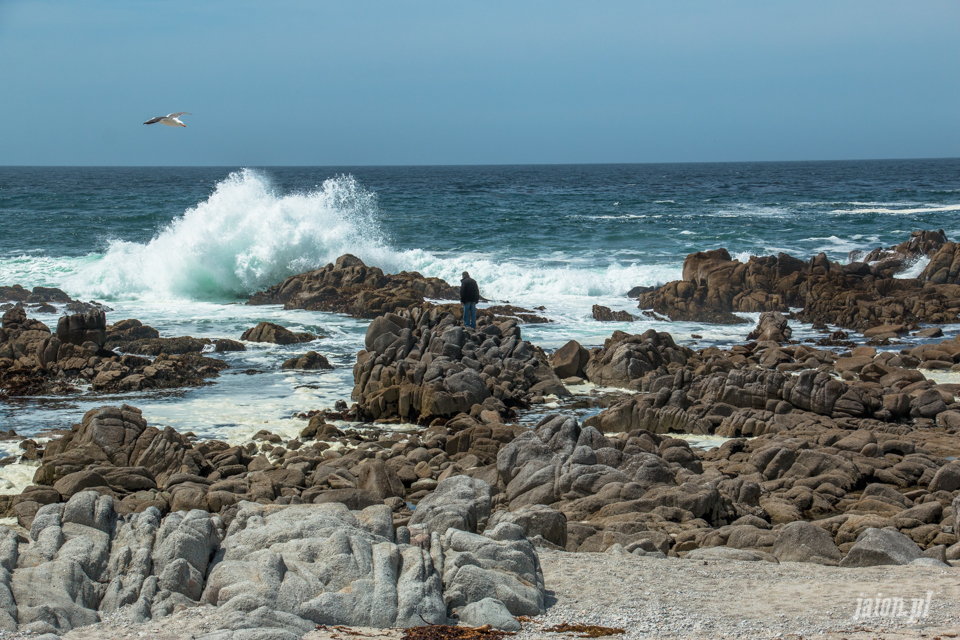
166,112,192,118
143,117,163,125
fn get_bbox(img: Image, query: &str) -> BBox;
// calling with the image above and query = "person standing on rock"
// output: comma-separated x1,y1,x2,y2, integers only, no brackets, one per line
460,271,480,329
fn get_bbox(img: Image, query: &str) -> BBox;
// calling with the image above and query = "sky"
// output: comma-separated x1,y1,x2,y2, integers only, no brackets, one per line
0,1,958,166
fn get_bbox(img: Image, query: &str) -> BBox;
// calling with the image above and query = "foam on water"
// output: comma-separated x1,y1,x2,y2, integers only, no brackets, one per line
895,255,931,279
61,170,389,301
1,169,686,318
831,204,960,215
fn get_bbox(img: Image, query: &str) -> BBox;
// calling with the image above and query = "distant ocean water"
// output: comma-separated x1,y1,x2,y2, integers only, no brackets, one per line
1,160,959,438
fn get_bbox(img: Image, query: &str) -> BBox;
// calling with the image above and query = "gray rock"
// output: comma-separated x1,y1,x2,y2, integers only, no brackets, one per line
203,502,446,628
457,598,521,631
101,508,161,613
840,528,925,567
441,527,545,616
487,505,567,548
409,476,492,535
928,463,960,493
909,557,951,568
953,494,960,534
772,521,842,566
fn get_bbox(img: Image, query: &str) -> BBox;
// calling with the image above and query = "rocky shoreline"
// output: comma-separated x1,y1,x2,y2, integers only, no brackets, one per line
0,231,958,638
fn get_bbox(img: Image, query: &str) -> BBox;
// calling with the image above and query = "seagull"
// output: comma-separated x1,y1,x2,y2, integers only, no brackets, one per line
143,112,191,127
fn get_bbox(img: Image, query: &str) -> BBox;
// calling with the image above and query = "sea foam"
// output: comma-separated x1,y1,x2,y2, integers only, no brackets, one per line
50,169,681,307
65,169,391,300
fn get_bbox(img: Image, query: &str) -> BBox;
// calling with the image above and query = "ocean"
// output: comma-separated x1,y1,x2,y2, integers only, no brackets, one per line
1,160,959,442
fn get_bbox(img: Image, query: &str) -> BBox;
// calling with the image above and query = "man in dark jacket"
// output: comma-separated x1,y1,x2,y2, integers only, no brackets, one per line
460,271,480,329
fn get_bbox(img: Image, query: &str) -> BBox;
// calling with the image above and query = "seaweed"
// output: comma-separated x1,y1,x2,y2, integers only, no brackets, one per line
401,624,514,640
543,622,626,637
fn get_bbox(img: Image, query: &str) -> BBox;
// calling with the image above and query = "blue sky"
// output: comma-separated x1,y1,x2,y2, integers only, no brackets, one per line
1,1,957,165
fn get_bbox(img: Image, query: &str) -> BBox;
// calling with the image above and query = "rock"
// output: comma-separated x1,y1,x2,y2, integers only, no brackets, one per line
352,308,560,422
56,310,106,349
549,340,590,379
487,505,566,549
247,255,461,319
202,501,447,627
241,322,314,345
921,241,960,284
583,329,693,389
747,311,792,343
441,526,545,616
53,470,109,498
409,476,491,535
592,305,636,322
357,460,405,500
281,351,333,370
214,339,246,352
928,463,960,493
457,598,521,632
772,521,842,566
839,528,925,567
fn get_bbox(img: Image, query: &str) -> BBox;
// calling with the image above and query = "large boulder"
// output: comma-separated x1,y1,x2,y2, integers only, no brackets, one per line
549,340,590,379
409,476,492,535
281,351,333,371
456,597,521,632
56,310,106,349
772,521,842,566
839,528,925,568
441,524,545,617
747,311,792,343
202,502,446,628
487,505,567,549
241,322,314,345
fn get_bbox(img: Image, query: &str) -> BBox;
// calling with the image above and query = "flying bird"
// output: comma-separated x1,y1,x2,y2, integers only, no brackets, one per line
143,112,191,127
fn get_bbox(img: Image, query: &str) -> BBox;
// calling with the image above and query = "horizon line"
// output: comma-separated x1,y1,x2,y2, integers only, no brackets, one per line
2,156,959,169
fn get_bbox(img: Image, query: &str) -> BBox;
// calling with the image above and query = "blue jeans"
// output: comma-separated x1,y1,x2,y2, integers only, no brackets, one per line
462,302,477,329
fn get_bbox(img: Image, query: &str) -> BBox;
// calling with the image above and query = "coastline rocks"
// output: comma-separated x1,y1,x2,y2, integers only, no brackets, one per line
0,285,72,305
747,311,792,343
636,231,960,331
247,254,460,319
103,319,161,351
281,352,333,370
0,489,546,634
241,322,315,345
583,330,693,390
456,598,521,631
32,405,210,494
851,230,947,271
592,305,636,322
487,504,567,549
441,524,545,617
203,501,446,628
352,308,565,423
214,338,246,352
494,414,731,528
56,309,106,349
921,241,960,285
1,310,227,397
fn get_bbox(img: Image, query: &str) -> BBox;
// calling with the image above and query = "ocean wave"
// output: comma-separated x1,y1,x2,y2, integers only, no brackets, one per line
894,255,930,279
2,169,682,308
830,204,960,215
62,169,390,300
